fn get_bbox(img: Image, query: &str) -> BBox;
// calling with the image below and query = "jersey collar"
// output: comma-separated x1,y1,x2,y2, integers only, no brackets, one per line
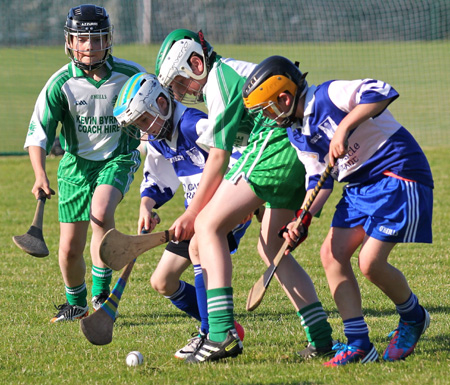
68,57,113,88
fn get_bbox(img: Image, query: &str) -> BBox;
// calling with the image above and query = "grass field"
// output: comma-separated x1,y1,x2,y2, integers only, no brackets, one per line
1,41,449,154
0,147,448,385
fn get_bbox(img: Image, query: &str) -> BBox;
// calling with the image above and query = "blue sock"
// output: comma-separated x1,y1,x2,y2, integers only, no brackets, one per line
194,264,209,334
396,292,425,323
344,316,371,351
165,281,200,321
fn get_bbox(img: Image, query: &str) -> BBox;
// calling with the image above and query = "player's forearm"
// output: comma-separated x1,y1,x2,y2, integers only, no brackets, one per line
330,99,394,164
139,196,157,232
340,99,393,134
140,196,156,213
28,145,47,179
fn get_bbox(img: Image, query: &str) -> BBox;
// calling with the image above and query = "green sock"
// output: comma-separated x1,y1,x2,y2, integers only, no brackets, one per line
65,282,87,307
207,287,234,342
91,265,112,297
297,302,333,348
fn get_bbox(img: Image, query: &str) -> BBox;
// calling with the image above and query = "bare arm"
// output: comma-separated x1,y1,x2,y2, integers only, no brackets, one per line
138,196,159,234
28,145,54,199
329,98,393,166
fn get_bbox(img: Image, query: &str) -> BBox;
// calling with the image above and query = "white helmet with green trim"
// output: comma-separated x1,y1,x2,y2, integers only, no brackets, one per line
155,29,214,88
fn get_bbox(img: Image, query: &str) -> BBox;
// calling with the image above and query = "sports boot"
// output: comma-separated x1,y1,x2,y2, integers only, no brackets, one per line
185,328,243,363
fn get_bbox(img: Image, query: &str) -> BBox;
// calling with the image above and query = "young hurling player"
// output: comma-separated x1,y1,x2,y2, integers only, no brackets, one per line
242,55,433,366
24,4,146,322
113,73,247,359
155,29,335,363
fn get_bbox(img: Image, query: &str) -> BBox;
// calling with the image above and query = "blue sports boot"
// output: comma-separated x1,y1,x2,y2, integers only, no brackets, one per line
383,307,430,361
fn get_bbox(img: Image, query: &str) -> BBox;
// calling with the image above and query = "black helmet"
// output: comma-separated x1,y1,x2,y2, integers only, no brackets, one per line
243,56,308,128
64,4,113,71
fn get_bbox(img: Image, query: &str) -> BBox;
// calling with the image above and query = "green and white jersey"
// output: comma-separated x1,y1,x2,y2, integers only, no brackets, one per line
197,57,262,153
25,56,146,161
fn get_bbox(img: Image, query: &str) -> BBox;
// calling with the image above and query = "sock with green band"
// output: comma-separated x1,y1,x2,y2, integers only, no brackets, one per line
65,282,87,307
91,265,113,297
207,287,234,342
298,301,333,348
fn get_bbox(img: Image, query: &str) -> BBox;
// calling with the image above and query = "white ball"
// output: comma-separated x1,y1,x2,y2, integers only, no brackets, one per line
126,351,144,367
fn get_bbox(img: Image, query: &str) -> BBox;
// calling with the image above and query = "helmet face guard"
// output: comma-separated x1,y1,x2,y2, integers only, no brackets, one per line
168,76,205,104
64,4,113,71
243,74,299,126
243,56,308,128
114,73,174,141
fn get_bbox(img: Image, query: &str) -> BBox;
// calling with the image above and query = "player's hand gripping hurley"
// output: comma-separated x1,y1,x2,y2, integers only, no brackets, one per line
246,163,333,311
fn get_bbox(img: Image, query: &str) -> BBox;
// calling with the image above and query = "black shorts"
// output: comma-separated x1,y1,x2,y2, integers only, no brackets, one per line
165,232,238,261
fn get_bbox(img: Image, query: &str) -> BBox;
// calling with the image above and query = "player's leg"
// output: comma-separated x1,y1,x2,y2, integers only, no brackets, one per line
51,221,90,322
240,128,334,358
356,177,433,362
258,207,334,358
52,153,91,322
151,242,199,320
357,236,429,361
186,178,261,363
90,150,141,308
163,236,208,360
89,183,122,308
178,232,246,361
190,225,247,337
321,226,380,366
188,235,209,334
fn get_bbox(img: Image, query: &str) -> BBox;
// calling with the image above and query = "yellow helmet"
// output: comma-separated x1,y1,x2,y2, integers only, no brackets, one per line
243,56,307,127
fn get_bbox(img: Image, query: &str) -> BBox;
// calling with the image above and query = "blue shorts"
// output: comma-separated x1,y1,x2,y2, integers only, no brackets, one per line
331,176,433,243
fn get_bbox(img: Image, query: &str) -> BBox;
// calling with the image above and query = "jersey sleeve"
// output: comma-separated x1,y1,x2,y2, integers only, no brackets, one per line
328,79,399,114
140,143,180,208
197,63,247,152
24,70,68,154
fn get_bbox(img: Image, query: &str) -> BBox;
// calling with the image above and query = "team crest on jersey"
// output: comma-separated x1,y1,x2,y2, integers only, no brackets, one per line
186,148,206,169
28,121,36,136
318,116,337,139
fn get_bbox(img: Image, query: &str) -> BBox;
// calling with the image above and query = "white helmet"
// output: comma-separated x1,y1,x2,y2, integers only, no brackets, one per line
155,29,214,103
113,73,174,141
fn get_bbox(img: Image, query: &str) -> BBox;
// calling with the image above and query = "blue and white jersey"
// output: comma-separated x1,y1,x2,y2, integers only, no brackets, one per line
140,102,208,208
287,79,434,190
140,101,243,209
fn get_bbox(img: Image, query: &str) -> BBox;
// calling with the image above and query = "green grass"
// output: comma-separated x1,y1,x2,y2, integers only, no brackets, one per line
0,148,449,385
1,41,449,154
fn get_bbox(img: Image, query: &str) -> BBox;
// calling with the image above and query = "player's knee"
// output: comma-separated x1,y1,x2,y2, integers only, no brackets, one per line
320,242,334,269
59,238,85,262
150,273,175,296
194,210,214,236
358,257,381,282
150,274,169,294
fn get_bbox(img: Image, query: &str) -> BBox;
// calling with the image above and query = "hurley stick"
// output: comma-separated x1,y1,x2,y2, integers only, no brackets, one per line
100,228,174,270
246,163,333,311
12,189,49,257
81,214,163,345
80,258,135,345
